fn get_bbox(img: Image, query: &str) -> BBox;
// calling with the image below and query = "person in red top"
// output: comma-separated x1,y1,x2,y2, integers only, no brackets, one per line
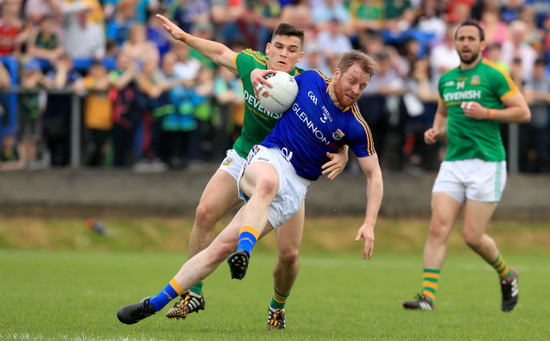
0,1,27,57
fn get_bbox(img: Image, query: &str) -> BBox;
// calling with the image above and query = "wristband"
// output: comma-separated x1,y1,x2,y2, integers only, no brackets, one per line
181,32,189,43
487,109,495,120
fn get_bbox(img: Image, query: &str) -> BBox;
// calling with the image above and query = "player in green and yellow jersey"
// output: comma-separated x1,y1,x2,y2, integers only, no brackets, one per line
403,20,531,312
155,15,349,329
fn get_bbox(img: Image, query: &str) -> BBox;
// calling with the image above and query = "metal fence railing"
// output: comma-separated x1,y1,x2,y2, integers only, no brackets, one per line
0,86,522,174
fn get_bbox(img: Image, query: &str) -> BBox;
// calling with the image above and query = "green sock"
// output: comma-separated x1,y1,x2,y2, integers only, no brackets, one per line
189,281,204,296
490,253,512,279
422,268,440,304
270,288,289,310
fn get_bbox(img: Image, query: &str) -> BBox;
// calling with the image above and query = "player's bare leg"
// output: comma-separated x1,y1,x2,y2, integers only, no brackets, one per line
119,207,245,325
404,192,461,310
267,203,304,330
423,193,462,270
166,169,241,319
237,161,279,232
173,207,271,288
189,170,242,258
227,161,279,280
462,199,519,311
461,199,497,261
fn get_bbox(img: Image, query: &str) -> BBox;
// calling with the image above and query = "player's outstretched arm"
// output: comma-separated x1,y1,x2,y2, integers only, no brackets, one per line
354,153,383,260
156,14,237,72
322,145,349,180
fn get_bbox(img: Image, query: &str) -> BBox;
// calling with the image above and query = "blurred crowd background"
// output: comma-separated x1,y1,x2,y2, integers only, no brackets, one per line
0,0,549,174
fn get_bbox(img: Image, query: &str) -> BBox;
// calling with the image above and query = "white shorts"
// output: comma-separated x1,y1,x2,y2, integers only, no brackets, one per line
218,149,245,181
238,145,311,229
432,159,507,204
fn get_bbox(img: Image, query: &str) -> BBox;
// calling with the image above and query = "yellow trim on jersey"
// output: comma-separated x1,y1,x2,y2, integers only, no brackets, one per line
351,105,375,153
232,54,239,73
239,225,260,239
242,49,268,66
313,69,331,83
501,87,519,100
481,59,519,101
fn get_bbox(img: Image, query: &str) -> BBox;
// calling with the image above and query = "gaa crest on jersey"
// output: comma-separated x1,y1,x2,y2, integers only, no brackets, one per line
332,129,345,140
222,157,233,166
470,75,481,85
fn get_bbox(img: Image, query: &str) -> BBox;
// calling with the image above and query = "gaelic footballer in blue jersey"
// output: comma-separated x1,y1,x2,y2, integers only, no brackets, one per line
116,51,383,329
235,50,383,265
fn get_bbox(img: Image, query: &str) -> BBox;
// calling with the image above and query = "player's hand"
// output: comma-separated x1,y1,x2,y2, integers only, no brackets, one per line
424,128,442,145
252,69,275,99
156,14,188,42
461,101,487,120
354,223,375,260
321,148,348,180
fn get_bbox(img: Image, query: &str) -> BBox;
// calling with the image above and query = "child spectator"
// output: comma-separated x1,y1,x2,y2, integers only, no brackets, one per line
133,56,168,172
109,50,140,167
0,0,27,57
18,59,48,169
74,61,113,167
26,15,63,64
191,66,214,164
213,65,244,156
42,54,81,166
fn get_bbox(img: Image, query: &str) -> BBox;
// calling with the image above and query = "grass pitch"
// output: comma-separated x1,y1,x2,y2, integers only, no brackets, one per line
1,249,549,340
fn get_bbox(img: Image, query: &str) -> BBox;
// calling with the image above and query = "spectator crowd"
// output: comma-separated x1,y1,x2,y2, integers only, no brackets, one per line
1,0,549,173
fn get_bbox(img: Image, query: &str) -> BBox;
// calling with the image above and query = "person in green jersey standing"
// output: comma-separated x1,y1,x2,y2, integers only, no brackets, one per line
403,19,531,312
155,14,349,329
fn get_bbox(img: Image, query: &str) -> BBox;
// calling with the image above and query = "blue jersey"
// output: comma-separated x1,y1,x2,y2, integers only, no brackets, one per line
261,70,376,181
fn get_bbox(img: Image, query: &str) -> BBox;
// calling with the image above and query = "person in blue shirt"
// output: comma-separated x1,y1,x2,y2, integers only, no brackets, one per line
117,50,384,328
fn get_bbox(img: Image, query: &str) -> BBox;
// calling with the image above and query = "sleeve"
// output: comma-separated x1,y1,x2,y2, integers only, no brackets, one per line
234,49,267,78
437,73,445,101
347,104,376,158
490,67,519,100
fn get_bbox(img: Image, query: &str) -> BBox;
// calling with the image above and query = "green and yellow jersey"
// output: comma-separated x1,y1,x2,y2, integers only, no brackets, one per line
232,49,304,158
438,57,519,162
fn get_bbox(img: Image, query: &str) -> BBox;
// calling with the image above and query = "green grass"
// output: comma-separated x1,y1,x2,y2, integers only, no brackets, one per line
1,249,549,340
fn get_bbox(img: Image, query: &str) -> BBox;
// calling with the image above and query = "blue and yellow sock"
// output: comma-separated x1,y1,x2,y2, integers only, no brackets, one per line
237,226,260,256
422,269,440,304
189,281,204,296
149,278,184,312
270,288,289,310
490,253,512,279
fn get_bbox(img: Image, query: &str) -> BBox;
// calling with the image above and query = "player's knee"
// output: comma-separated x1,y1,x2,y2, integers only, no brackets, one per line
195,203,220,229
428,220,449,241
256,177,279,198
462,231,481,248
277,247,299,265
209,241,235,262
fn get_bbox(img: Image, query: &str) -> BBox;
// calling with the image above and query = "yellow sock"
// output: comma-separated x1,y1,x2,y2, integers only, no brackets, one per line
490,253,512,279
422,269,440,304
